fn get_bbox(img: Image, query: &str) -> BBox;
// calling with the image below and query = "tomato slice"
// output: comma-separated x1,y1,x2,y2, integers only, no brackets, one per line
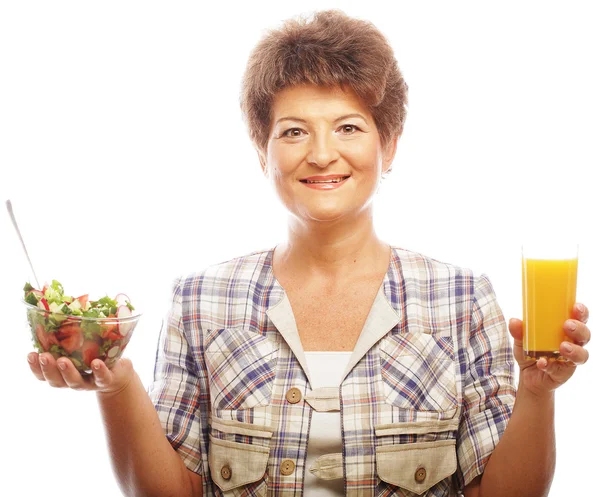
101,323,122,341
35,324,58,352
56,322,82,339
107,330,122,341
60,334,84,354
81,341,100,366
75,294,89,308
56,323,84,353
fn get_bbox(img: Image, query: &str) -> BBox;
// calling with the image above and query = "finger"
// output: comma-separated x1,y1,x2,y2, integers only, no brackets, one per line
560,342,590,365
57,358,92,391
536,356,549,371
38,353,68,388
507,318,530,366
508,318,524,342
536,356,577,383
536,356,562,372
563,319,591,346
27,352,46,381
573,303,589,324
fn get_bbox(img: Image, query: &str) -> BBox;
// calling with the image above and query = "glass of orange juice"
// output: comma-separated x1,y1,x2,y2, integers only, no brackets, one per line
522,242,579,361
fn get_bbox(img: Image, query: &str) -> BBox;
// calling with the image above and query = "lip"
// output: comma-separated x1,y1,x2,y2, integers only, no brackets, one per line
299,174,351,182
299,175,350,190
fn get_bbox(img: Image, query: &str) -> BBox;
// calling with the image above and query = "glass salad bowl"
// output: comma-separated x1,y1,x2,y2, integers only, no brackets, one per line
23,283,141,375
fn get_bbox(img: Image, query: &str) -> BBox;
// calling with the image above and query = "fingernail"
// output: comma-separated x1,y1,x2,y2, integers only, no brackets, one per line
58,362,66,371
39,356,47,366
577,303,585,314
567,321,577,331
27,354,35,364
563,342,573,353
93,361,101,371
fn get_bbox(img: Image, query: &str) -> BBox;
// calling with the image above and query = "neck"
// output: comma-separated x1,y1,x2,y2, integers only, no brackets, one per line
275,208,390,281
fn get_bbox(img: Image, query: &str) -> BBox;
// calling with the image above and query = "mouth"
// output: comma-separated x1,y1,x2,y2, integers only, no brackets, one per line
299,175,351,184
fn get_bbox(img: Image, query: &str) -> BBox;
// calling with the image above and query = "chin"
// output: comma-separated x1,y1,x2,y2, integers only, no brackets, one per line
309,215,346,223
286,197,366,224
300,207,350,223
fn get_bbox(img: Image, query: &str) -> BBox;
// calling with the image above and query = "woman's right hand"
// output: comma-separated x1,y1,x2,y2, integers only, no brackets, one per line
27,352,135,396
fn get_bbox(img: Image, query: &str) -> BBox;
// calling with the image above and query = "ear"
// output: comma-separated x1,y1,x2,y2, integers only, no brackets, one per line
256,148,268,178
382,136,399,175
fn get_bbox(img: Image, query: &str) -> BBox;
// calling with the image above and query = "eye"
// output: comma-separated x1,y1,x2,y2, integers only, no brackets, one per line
339,124,359,134
282,128,305,138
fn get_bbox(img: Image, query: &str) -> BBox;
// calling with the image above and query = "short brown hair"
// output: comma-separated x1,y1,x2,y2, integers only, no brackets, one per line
240,9,408,154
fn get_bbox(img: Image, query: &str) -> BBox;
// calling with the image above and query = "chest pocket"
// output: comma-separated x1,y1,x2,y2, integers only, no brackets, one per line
205,328,278,410
380,331,457,419
376,439,457,495
209,436,270,497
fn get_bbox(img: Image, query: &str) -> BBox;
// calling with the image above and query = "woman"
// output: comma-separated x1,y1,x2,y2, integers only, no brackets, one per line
27,10,591,497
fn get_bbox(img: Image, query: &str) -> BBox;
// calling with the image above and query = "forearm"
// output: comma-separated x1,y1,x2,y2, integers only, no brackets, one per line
96,371,200,497
478,384,555,497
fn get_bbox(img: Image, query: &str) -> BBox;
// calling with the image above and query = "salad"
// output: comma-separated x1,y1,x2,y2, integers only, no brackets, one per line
24,280,138,373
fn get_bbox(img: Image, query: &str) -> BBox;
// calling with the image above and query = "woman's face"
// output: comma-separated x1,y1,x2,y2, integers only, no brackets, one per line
257,84,397,226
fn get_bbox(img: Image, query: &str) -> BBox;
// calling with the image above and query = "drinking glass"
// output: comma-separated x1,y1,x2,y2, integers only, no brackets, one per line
522,242,579,361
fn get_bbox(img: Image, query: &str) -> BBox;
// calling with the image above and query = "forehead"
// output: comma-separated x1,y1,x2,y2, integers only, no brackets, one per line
271,84,372,122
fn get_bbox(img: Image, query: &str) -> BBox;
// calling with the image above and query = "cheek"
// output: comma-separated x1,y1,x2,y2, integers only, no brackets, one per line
268,150,300,179
267,166,290,192
349,155,382,176
345,141,382,169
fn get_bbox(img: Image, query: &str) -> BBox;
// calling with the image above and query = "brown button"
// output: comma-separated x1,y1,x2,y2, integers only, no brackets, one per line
415,466,427,483
220,464,232,481
280,459,296,476
286,387,302,404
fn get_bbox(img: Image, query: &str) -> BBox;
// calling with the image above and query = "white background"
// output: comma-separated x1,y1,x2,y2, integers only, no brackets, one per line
1,1,598,495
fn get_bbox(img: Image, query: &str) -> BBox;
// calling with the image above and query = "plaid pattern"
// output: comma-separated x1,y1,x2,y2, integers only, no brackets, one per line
380,334,457,415
205,327,278,411
147,247,516,496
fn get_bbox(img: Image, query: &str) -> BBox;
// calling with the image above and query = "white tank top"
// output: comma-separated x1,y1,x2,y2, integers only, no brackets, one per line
304,352,352,496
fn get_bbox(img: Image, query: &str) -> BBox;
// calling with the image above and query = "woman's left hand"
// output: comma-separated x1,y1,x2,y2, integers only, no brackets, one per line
508,303,591,396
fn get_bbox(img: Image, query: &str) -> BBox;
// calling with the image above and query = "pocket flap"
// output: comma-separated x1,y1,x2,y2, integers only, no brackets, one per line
211,417,274,438
209,435,270,492
376,440,457,495
375,418,459,437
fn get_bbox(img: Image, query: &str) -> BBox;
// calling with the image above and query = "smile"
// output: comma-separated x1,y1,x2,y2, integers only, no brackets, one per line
303,178,346,184
299,175,351,190
299,175,351,184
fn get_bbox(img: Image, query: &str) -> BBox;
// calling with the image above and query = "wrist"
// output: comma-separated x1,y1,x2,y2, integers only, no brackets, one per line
517,381,556,404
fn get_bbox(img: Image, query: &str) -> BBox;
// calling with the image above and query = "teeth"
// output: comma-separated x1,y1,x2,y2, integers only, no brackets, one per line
305,177,347,184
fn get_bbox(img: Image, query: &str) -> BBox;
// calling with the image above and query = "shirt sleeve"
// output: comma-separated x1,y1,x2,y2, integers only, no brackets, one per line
146,277,206,475
455,274,517,489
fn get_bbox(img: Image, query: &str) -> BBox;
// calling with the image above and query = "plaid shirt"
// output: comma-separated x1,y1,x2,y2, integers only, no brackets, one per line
148,246,516,496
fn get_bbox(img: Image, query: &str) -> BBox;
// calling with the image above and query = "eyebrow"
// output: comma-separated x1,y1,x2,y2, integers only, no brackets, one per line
274,113,368,126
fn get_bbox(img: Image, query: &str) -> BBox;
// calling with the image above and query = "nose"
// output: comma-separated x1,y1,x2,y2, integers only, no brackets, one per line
306,132,340,168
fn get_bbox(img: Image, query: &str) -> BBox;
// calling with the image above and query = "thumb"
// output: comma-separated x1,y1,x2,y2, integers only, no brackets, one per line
91,359,115,391
508,317,524,343
93,358,135,395
508,317,528,366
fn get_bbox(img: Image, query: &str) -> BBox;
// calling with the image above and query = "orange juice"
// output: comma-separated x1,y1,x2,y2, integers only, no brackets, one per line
522,257,578,359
